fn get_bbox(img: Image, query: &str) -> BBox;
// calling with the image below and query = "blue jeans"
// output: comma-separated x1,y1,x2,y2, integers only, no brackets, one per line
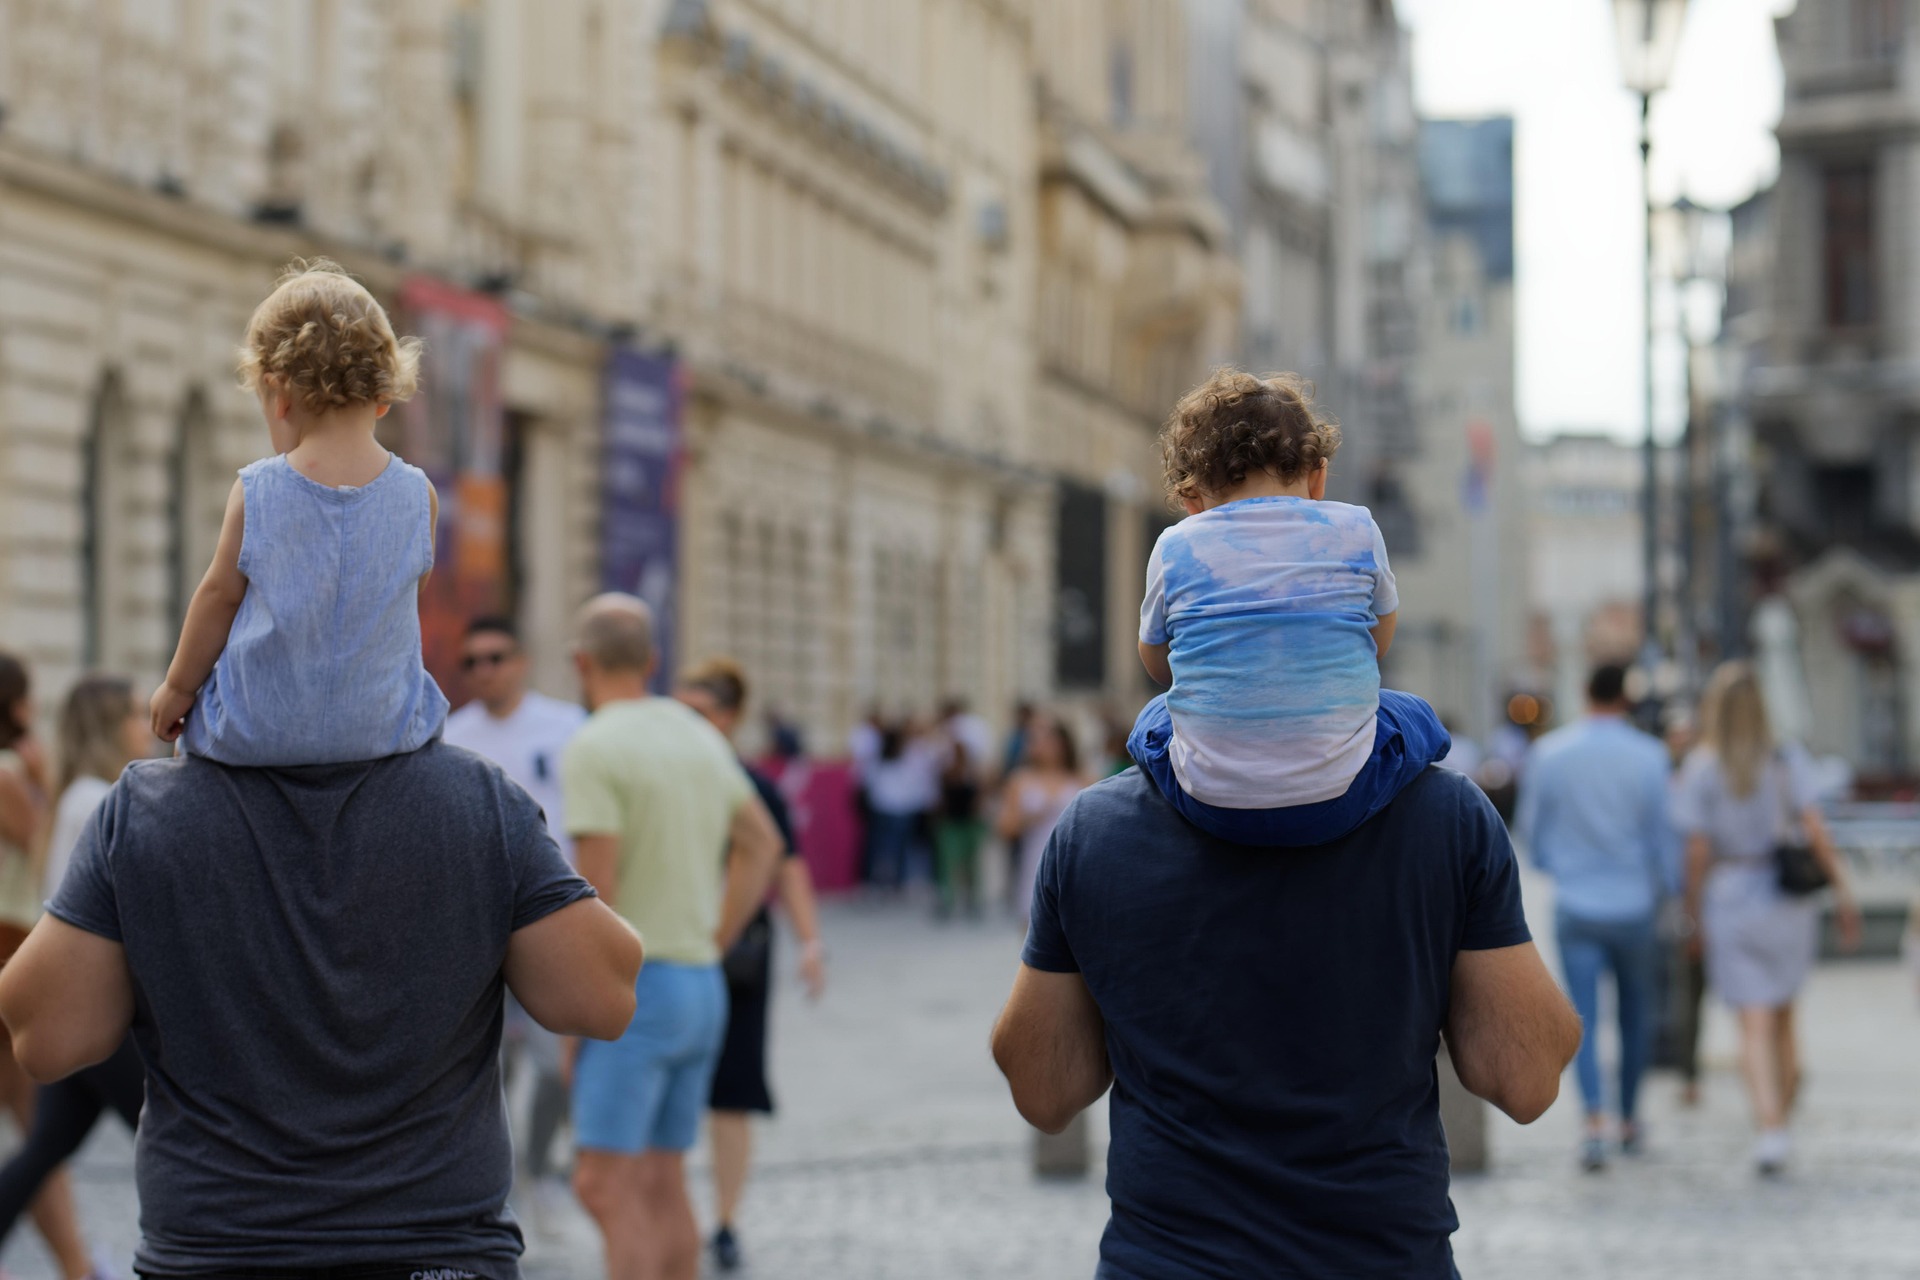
1556,911,1659,1122
867,810,918,888
1126,690,1451,846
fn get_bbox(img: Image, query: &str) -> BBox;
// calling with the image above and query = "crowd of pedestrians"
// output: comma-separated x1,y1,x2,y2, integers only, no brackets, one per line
846,701,1096,919
1516,658,1863,1176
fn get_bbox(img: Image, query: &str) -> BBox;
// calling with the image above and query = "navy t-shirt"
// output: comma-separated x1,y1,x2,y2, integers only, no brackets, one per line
1023,766,1531,1280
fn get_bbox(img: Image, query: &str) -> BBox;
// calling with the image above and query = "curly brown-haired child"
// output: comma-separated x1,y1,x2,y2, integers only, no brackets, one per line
1127,368,1450,845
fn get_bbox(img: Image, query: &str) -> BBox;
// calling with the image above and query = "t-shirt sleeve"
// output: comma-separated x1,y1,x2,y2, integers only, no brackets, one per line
1139,533,1170,646
503,774,597,932
45,786,123,943
1458,781,1532,952
750,770,798,854
1020,803,1080,973
561,737,623,837
1369,517,1400,617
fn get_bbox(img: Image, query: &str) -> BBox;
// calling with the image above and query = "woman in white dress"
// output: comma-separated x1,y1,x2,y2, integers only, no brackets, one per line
1675,662,1860,1175
996,714,1088,924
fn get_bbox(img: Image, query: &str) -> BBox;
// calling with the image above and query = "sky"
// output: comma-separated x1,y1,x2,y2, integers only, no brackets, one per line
1396,0,1797,443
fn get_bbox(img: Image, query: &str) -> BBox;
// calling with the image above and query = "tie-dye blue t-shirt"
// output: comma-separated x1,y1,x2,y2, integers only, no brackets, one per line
1140,497,1397,808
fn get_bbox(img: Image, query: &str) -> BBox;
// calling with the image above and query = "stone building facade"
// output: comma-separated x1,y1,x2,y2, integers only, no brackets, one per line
1027,0,1241,718
0,0,1242,757
645,0,1052,752
1398,117,1526,741
0,0,642,709
1740,0,1920,775
1184,1,1523,739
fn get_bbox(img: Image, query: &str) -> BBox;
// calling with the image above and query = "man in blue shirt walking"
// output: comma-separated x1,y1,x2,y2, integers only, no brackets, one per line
1515,663,1678,1170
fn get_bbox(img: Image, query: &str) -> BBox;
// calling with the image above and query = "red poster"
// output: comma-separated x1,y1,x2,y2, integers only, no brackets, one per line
394,277,510,700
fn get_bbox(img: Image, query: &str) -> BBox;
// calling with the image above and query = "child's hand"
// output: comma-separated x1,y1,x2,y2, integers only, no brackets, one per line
150,682,196,744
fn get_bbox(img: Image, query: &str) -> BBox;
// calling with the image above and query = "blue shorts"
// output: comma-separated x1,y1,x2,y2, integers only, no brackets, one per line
1127,689,1451,847
572,961,728,1154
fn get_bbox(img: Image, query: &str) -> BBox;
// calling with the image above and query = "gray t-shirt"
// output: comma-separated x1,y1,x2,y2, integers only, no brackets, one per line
48,742,594,1278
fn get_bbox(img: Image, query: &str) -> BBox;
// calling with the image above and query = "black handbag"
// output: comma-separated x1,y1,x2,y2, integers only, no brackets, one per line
1770,757,1830,898
722,912,773,992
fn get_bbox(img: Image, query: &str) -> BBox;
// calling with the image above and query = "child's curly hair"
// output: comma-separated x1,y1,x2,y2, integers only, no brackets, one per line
238,258,421,414
1158,369,1342,505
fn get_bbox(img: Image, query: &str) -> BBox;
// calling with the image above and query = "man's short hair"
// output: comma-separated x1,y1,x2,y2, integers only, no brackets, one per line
574,594,654,673
1588,663,1629,706
465,615,518,643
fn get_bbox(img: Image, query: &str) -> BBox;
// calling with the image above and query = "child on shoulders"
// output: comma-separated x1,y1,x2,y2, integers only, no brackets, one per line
1130,368,1449,846
150,259,448,766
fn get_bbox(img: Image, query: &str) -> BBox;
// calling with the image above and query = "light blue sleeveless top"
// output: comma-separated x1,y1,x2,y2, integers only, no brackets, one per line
182,453,448,766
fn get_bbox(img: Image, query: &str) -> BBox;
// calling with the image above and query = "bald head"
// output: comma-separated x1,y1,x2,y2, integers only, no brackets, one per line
574,593,655,674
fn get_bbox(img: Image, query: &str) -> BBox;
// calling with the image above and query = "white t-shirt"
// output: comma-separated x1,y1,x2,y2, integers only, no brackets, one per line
46,774,113,899
443,691,587,853
1141,496,1397,808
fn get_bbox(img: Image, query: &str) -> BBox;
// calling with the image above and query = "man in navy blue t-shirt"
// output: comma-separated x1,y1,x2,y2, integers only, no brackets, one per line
993,765,1580,1279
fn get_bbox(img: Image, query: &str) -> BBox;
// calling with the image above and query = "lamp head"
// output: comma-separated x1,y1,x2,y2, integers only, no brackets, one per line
1612,0,1689,96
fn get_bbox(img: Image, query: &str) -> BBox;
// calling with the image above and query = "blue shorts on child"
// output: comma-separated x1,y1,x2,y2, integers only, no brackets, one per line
1127,690,1452,847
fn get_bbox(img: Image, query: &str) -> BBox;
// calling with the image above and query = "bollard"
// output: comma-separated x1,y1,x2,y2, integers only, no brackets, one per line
1437,1045,1488,1174
1032,1112,1091,1179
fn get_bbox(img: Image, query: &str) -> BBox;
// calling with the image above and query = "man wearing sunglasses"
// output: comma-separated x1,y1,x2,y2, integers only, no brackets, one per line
446,617,586,856
444,615,587,1231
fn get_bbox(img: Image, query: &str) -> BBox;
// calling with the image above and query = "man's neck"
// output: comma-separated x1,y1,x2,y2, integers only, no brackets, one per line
1587,705,1628,721
586,675,651,711
483,690,526,721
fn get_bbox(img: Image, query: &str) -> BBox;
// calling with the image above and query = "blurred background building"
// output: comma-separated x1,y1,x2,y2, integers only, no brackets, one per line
1703,0,1920,783
0,0,1746,768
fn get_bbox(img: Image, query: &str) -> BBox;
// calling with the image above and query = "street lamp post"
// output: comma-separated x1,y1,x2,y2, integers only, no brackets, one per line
1612,0,1689,689
1668,195,1724,694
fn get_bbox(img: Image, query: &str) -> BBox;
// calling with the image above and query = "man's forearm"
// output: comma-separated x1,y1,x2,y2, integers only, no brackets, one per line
715,800,782,952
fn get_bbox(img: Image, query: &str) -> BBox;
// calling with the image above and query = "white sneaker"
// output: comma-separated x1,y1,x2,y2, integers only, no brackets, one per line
1753,1127,1792,1175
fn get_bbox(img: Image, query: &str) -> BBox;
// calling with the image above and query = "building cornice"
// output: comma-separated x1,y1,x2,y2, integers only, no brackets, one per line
680,342,1048,491
0,138,612,369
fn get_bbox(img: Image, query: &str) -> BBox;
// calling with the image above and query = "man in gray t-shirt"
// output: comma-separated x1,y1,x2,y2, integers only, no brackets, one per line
0,741,642,1279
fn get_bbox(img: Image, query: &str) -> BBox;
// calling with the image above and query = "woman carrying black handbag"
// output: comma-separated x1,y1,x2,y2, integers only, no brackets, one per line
1675,662,1861,1177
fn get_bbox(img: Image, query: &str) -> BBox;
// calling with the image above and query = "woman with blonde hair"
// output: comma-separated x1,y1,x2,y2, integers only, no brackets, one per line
1675,661,1860,1175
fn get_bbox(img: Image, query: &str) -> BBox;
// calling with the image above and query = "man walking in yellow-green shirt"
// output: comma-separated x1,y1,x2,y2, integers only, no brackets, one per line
561,594,783,1280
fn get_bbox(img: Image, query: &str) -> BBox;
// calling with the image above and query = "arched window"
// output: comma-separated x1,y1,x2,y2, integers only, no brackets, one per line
79,373,130,670
168,389,218,640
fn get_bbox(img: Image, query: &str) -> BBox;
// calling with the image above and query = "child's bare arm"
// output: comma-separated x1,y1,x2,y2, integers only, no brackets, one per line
1139,641,1172,688
420,480,440,593
152,480,249,741
1372,610,1398,662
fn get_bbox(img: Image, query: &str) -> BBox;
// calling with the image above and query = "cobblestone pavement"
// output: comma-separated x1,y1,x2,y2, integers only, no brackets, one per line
5,877,1919,1280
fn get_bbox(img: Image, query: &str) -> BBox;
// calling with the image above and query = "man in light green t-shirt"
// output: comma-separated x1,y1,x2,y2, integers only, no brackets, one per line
560,594,781,1280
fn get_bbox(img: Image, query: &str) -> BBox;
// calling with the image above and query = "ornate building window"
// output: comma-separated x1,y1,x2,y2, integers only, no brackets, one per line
79,374,130,669
167,389,219,640
1822,161,1876,330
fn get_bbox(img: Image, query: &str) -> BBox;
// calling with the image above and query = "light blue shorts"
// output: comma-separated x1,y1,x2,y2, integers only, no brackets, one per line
572,961,728,1154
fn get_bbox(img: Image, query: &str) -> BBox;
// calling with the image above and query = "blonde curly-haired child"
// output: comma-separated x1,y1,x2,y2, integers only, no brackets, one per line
150,260,448,765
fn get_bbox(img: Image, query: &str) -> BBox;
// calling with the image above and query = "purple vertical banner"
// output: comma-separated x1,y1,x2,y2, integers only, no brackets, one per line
602,348,684,692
